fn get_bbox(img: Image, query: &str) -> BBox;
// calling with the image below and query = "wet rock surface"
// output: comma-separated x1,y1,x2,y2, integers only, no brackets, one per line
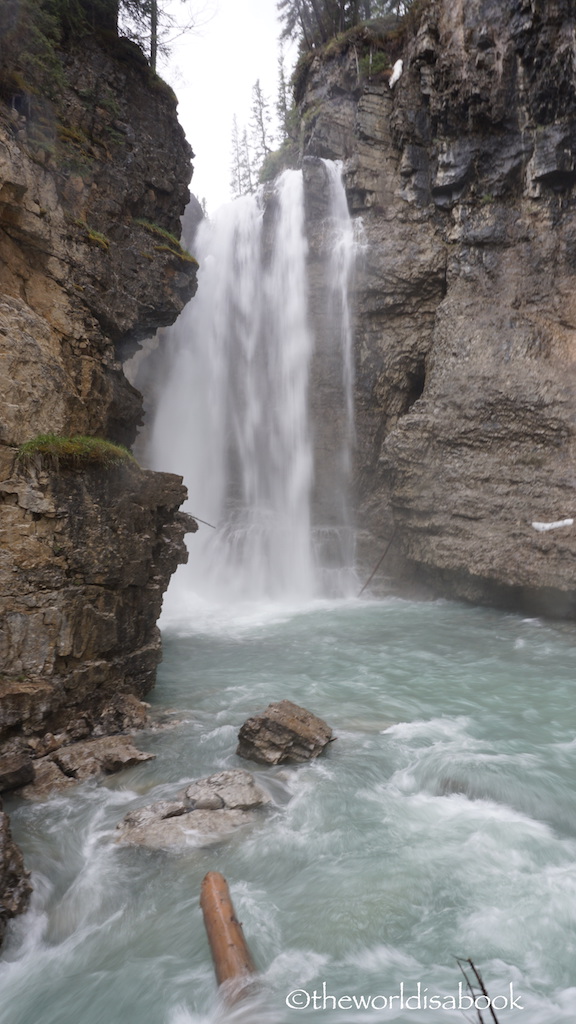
0,30,198,747
116,770,270,850
300,0,576,615
237,701,333,765
0,25,198,941
0,808,31,947
0,741,34,792
16,736,155,799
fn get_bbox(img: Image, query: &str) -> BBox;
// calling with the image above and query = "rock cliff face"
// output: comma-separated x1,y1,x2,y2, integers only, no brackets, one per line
300,0,576,615
0,31,198,933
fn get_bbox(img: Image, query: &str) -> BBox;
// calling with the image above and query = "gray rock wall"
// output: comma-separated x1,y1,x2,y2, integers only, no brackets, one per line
0,32,198,938
300,0,576,614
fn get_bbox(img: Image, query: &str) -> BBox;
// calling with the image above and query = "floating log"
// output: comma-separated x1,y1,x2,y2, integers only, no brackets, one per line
200,871,257,997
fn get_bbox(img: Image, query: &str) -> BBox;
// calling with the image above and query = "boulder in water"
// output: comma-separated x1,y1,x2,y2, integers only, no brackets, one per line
116,768,269,850
236,700,333,765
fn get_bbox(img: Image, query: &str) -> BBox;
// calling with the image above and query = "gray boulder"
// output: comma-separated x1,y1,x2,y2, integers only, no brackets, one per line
116,768,269,850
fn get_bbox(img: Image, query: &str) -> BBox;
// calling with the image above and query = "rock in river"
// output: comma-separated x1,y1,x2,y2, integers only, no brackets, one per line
116,769,270,850
236,700,333,765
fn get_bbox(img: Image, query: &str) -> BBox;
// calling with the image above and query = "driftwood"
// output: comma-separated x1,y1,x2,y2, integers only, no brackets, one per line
200,871,257,999
456,958,501,1024
358,528,397,597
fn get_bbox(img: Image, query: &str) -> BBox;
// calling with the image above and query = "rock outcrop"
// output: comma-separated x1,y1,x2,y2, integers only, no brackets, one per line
300,0,576,616
15,733,155,800
0,32,197,741
237,701,333,765
0,23,199,937
116,769,270,850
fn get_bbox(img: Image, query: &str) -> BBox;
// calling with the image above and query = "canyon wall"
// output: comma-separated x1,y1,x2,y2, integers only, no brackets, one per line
300,0,576,615
0,30,197,935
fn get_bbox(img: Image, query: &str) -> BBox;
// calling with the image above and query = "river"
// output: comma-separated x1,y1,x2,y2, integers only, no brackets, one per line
1,595,575,1023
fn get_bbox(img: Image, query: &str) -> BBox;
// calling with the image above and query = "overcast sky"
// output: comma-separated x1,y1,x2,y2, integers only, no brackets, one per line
160,0,287,214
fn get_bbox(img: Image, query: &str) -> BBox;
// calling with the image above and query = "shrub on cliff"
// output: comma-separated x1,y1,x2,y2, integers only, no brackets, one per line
16,434,137,471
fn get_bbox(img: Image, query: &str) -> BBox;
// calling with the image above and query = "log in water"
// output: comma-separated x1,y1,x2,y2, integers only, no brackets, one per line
200,871,256,996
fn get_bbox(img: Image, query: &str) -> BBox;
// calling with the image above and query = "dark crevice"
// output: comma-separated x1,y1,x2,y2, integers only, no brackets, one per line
401,362,427,415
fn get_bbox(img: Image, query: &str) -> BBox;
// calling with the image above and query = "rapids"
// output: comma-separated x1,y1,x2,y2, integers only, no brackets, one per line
1,599,576,1023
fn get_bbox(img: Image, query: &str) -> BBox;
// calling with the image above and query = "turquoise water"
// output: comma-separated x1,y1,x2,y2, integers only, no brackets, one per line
1,596,576,1023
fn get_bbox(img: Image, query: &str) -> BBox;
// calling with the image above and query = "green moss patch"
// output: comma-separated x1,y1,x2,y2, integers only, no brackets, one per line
134,218,198,265
74,218,110,250
17,434,136,470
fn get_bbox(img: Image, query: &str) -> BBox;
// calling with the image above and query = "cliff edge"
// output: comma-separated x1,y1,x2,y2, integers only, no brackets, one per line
0,12,198,936
300,0,576,615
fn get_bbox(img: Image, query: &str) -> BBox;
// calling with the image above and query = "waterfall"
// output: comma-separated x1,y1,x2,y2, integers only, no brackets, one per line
310,159,357,596
148,162,356,607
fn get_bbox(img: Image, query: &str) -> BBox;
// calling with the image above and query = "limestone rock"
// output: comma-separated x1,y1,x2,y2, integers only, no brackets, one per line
53,736,155,781
0,28,198,760
0,812,31,947
92,694,150,737
116,769,269,850
17,758,76,800
299,0,576,617
185,769,268,810
0,743,34,793
0,19,198,948
117,808,254,851
236,701,333,765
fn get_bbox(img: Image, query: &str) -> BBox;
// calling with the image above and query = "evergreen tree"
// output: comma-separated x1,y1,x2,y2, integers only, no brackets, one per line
240,127,254,195
230,114,244,200
276,42,291,144
277,0,414,49
249,79,273,167
230,116,256,199
120,0,202,71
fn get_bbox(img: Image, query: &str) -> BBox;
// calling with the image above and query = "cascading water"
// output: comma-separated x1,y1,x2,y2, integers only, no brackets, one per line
148,161,356,607
309,160,357,596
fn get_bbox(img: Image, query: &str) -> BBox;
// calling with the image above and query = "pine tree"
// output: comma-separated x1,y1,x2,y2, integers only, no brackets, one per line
230,114,244,200
230,117,256,199
276,0,415,49
249,79,273,167
240,127,254,195
119,0,202,71
276,42,290,145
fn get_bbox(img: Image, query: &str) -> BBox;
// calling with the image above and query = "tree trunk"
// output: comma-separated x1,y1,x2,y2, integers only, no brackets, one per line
200,872,257,999
150,0,158,71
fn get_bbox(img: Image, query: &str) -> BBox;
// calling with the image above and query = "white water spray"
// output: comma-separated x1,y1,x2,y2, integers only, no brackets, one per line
148,163,356,607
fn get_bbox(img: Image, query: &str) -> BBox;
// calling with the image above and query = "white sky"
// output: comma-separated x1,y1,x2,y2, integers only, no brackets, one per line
160,0,288,214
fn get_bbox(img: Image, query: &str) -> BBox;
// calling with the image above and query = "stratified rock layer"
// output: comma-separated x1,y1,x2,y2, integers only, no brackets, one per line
300,0,576,615
237,701,333,765
0,32,197,735
0,32,198,935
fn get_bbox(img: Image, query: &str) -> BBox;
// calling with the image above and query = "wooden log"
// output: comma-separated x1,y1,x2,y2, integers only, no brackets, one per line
200,871,257,995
